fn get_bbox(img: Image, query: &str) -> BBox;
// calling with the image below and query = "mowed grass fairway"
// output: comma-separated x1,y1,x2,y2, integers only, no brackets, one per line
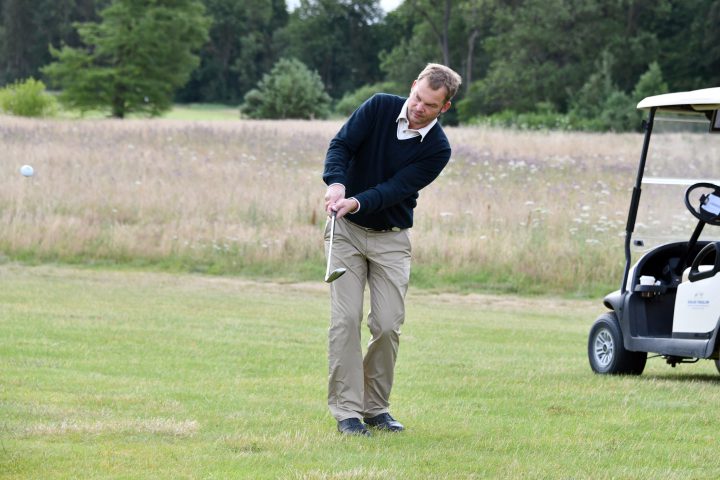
3,265,720,479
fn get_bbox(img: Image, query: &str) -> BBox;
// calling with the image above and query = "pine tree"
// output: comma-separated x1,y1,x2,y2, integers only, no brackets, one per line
43,0,210,118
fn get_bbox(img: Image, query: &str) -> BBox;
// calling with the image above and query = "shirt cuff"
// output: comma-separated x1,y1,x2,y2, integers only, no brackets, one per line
348,197,360,214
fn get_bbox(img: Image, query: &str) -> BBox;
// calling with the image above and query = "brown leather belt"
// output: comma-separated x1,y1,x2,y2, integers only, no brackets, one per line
346,220,403,233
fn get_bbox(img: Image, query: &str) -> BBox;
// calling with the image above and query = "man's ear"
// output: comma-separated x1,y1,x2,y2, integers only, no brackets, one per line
441,101,451,114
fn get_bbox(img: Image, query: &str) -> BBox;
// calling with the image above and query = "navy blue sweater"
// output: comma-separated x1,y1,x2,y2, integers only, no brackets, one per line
323,93,451,230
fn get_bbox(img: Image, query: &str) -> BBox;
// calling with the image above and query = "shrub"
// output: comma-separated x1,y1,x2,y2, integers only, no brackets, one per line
455,79,499,123
630,62,669,130
0,78,57,117
567,51,646,132
568,51,617,120
470,103,572,131
241,58,331,120
334,82,404,116
599,90,637,132
633,62,668,102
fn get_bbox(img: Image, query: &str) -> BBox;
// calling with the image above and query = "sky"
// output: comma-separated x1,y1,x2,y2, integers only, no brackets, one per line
378,0,403,11
286,0,403,13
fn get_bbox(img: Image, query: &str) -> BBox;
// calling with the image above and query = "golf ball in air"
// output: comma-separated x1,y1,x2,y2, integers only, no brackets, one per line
20,165,34,177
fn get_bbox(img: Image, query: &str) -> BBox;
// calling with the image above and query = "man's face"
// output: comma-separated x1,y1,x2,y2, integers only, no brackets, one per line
406,78,451,129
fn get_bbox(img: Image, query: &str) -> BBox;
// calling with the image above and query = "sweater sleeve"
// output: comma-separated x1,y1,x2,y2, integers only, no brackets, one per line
322,95,378,187
352,144,451,214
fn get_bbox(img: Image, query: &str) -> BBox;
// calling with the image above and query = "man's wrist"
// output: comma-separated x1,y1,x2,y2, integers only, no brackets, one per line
348,197,360,214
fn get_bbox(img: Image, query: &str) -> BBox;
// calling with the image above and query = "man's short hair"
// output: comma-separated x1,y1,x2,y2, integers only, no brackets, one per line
417,63,462,102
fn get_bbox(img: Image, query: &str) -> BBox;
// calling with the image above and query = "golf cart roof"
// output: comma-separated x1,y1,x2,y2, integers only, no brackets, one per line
637,87,720,113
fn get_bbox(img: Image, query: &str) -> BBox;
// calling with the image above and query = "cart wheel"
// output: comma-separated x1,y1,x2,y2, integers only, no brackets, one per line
588,312,647,375
714,359,720,375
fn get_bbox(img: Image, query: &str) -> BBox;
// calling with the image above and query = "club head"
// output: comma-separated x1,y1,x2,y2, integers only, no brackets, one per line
324,268,347,283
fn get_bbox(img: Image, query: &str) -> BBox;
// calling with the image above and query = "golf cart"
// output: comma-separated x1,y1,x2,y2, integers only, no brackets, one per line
588,87,720,375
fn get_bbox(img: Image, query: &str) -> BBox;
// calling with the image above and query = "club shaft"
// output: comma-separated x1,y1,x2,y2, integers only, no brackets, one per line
325,211,337,278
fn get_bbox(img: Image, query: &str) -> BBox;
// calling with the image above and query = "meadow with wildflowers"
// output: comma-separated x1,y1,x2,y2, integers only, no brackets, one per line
0,116,645,295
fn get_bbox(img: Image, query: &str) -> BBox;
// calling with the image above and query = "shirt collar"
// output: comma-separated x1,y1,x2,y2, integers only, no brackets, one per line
396,98,437,142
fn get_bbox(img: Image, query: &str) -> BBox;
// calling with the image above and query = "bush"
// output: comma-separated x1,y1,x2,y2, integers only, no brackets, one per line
566,51,645,132
569,51,617,120
633,62,668,102
0,78,57,117
241,58,331,119
470,103,572,131
598,90,637,132
630,62,669,130
334,82,404,116
455,79,503,123
459,56,668,133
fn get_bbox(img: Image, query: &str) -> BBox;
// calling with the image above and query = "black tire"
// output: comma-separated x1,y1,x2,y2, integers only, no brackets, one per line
714,359,720,375
588,312,647,375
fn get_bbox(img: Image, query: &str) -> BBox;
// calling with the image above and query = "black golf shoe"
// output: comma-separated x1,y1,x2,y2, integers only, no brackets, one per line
337,418,371,436
363,413,404,432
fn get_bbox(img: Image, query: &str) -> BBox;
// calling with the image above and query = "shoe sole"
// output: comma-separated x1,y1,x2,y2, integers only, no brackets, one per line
338,429,371,436
364,424,404,432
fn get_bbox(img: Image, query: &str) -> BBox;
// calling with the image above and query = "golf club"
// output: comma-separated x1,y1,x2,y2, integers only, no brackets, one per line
324,210,347,283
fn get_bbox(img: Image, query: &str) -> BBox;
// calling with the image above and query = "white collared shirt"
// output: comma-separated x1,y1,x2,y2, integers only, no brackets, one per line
396,98,437,142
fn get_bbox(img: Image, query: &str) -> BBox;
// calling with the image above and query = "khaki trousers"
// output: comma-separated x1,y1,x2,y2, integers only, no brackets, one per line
324,217,412,421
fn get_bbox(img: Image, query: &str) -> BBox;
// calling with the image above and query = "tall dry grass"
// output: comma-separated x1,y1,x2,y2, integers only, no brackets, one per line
0,115,646,294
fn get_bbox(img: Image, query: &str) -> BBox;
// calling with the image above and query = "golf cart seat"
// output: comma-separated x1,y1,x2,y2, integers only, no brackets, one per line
673,242,720,336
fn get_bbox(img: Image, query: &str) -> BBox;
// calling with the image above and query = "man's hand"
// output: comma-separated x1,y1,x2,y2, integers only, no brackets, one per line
332,198,359,219
324,184,345,213
325,183,359,218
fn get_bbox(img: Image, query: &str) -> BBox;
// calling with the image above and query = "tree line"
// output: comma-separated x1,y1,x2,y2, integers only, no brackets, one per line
0,0,718,128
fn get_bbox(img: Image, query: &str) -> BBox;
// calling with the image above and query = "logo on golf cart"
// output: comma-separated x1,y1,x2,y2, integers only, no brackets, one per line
688,292,710,309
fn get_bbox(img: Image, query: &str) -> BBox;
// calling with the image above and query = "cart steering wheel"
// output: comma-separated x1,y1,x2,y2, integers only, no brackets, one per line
685,182,720,226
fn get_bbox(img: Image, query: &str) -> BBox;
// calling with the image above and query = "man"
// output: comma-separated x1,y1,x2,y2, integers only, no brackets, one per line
322,63,462,436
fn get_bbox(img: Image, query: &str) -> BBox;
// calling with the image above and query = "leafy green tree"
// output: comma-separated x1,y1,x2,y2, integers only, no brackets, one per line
376,2,432,86
458,0,494,89
699,1,720,87
632,61,668,102
275,0,385,99
379,36,435,88
569,51,618,120
482,0,598,113
567,52,637,132
0,0,38,83
598,91,636,132
628,61,668,129
177,0,288,103
455,78,491,122
377,0,489,126
43,0,210,118
379,0,492,95
406,0,453,66
656,0,718,91
241,57,331,119
0,0,104,85
478,0,674,115
3,0,718,126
